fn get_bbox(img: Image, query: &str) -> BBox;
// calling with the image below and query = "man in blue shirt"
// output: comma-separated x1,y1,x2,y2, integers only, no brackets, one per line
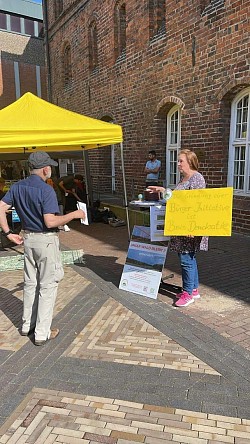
144,150,161,186
0,151,85,346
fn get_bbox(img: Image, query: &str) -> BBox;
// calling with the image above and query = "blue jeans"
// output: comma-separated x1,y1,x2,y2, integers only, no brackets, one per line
178,252,199,295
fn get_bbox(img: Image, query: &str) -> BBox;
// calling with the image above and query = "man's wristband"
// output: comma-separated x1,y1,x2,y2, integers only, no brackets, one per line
2,229,13,237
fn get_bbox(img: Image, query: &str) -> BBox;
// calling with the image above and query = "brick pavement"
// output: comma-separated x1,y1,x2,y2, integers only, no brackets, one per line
64,298,219,375
0,223,250,442
59,222,250,350
0,268,89,352
2,389,250,444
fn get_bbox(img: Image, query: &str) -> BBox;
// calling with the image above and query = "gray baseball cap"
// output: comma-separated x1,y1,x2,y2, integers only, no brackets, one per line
28,151,58,169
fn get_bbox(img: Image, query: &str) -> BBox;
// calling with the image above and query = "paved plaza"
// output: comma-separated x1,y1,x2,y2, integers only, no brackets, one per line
0,222,250,443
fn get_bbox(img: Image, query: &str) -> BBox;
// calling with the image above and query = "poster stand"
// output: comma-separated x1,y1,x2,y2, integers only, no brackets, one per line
119,200,172,299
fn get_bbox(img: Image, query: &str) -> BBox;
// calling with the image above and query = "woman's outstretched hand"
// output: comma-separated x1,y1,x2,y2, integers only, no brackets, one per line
146,186,165,193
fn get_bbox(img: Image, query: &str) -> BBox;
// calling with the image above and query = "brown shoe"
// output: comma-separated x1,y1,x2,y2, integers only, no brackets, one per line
35,328,60,346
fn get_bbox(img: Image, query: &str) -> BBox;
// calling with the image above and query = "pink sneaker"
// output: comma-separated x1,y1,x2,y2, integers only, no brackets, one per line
176,289,200,299
192,289,200,299
175,291,194,307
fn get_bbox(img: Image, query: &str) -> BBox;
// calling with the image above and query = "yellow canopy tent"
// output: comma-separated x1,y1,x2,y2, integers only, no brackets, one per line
0,92,122,151
0,93,130,234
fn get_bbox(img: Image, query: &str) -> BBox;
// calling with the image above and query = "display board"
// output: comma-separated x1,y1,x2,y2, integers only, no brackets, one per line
164,187,233,236
119,226,168,299
150,205,169,242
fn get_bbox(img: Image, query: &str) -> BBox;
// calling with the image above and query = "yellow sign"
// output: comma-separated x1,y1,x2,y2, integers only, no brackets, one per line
164,187,233,236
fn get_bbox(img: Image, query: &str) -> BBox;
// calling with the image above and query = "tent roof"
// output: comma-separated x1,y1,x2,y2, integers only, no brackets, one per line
0,93,123,153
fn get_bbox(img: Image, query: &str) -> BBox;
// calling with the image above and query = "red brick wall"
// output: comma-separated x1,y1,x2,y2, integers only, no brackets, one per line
0,31,47,109
46,0,250,234
19,63,38,97
0,59,47,109
0,60,16,108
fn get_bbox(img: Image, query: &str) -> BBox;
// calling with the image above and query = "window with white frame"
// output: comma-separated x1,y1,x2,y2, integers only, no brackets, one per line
166,105,181,188
228,89,250,195
59,159,75,177
0,12,42,37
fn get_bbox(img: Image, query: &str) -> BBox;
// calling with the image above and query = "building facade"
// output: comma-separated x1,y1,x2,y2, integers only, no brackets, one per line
0,0,46,108
0,0,47,179
45,0,250,234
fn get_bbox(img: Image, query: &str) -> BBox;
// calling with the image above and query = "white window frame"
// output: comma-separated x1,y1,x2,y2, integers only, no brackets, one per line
227,88,250,196
0,13,40,37
166,105,181,188
59,159,75,177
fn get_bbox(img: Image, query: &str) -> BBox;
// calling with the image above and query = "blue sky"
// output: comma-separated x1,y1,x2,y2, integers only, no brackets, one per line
30,0,42,3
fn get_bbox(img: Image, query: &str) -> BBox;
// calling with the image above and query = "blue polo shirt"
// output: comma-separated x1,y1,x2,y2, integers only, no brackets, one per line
146,159,161,181
2,175,59,232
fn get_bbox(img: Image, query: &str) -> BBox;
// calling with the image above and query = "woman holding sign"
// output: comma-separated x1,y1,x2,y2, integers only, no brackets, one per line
149,149,208,307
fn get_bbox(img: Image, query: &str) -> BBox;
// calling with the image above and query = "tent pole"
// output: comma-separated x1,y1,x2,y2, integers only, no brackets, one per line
120,142,131,239
83,150,90,207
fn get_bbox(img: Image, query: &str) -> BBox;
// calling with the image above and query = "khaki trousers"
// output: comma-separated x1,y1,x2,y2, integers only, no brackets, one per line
22,232,64,341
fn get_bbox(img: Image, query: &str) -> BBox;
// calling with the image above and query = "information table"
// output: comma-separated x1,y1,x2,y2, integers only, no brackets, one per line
129,199,165,207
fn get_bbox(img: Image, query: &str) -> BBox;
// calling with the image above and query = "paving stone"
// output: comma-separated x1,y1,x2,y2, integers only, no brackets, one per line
48,380,81,393
0,229,250,437
63,298,219,375
0,394,26,416
203,382,238,396
0,350,13,365
201,401,238,417
237,408,250,420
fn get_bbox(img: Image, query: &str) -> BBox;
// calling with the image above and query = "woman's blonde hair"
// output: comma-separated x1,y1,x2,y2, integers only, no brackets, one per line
179,149,199,171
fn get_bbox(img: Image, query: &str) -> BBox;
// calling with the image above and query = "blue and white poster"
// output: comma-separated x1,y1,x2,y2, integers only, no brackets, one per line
119,240,168,299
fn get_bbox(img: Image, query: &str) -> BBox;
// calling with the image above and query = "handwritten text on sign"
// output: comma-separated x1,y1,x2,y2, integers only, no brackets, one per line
164,187,233,236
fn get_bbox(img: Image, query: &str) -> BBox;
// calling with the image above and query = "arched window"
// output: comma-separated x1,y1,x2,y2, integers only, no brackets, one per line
114,2,126,60
54,0,63,20
228,88,250,195
89,21,98,71
201,0,225,15
166,105,181,187
149,0,166,39
63,44,72,86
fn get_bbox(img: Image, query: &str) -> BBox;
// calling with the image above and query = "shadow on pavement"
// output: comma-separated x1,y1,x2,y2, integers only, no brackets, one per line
0,283,23,329
78,253,123,287
67,221,250,305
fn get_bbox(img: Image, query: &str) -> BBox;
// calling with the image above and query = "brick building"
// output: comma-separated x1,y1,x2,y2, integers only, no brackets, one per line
0,0,46,179
0,0,46,108
44,0,250,234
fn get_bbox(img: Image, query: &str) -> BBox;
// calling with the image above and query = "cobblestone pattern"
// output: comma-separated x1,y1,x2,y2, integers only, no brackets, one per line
65,297,219,375
0,228,250,437
1,388,250,444
0,266,250,427
60,225,250,351
0,268,90,352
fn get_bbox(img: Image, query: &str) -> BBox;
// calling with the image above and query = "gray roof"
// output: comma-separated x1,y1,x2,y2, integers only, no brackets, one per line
0,0,43,21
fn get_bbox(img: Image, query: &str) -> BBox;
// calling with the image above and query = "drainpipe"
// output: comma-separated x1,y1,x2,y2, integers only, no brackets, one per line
42,0,52,102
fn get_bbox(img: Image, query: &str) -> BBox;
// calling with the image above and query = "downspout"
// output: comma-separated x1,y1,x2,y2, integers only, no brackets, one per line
42,0,52,102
